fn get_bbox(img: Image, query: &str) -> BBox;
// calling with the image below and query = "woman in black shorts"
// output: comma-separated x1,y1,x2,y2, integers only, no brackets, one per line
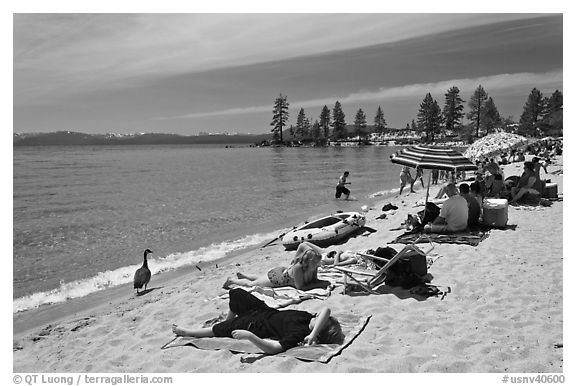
172,288,344,354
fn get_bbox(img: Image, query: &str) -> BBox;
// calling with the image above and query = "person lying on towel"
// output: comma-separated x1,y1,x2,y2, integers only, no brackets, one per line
172,288,345,354
424,182,468,234
223,241,332,291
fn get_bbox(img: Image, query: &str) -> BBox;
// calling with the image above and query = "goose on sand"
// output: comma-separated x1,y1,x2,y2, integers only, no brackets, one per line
134,249,153,294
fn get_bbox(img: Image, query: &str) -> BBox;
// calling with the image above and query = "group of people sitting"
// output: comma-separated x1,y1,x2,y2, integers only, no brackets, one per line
413,153,553,234
417,182,481,234
474,156,549,204
173,241,347,353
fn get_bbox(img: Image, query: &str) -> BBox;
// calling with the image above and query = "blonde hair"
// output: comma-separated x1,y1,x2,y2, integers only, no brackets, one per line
317,316,345,344
289,248,321,275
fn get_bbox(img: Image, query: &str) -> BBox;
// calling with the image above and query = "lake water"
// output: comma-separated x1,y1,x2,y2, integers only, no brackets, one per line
13,144,405,312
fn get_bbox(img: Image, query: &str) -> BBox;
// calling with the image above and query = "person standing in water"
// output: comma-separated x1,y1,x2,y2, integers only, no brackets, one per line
335,171,351,199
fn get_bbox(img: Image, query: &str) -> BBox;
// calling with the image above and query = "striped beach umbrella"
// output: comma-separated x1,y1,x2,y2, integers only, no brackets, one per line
390,145,477,211
390,145,477,171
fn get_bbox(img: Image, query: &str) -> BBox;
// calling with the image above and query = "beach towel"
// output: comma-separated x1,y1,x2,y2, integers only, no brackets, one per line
217,285,332,309
161,313,371,363
510,197,556,210
392,230,490,247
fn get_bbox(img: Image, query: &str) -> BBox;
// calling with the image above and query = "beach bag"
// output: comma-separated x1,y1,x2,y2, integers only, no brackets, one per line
417,202,440,226
372,246,398,269
384,252,428,289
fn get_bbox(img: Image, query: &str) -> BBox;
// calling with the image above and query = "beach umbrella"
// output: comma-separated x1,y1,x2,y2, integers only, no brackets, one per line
390,145,477,215
463,133,528,162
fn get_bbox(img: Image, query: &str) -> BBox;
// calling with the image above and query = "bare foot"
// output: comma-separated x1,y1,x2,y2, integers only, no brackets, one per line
172,324,187,337
222,277,233,289
236,272,249,279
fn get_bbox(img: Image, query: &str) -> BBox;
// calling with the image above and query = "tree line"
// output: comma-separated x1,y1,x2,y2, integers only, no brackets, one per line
270,86,562,144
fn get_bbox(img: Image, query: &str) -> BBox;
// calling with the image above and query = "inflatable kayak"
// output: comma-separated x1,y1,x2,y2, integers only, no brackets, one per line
281,211,366,250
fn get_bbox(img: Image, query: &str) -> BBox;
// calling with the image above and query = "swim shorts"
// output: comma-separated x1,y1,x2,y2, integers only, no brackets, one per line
335,186,350,198
267,267,295,287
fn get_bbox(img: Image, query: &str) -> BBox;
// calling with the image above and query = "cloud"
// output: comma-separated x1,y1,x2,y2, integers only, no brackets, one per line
160,70,563,120
15,13,544,102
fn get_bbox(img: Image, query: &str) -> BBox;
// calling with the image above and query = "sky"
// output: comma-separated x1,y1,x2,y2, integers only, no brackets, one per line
13,12,563,135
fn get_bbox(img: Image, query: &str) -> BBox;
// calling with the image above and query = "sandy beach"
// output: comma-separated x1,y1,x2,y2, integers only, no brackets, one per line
12,156,564,373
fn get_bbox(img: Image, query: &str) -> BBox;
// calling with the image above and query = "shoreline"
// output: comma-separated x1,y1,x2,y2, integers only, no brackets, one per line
13,156,563,372
13,183,403,335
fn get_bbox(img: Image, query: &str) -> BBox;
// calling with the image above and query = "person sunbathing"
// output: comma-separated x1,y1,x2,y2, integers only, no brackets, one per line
424,183,468,234
223,241,331,291
321,250,359,267
172,288,345,354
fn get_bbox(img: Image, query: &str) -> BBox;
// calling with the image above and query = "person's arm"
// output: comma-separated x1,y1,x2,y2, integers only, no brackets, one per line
526,176,537,188
298,241,324,255
292,264,330,290
303,307,331,345
231,330,283,354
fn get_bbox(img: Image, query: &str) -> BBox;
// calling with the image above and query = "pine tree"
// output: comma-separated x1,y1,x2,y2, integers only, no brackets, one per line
417,93,443,143
541,90,563,136
443,86,465,134
332,101,347,140
467,85,488,138
296,108,308,140
319,105,331,139
288,124,295,140
482,97,501,135
270,94,289,143
373,106,387,134
518,88,545,136
311,120,322,142
411,119,417,132
354,108,367,143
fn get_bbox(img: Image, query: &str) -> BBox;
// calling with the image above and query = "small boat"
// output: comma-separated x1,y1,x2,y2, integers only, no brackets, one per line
281,211,366,250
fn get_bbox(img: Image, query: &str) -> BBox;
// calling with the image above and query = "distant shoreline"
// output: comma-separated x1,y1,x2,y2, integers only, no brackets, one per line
13,131,271,147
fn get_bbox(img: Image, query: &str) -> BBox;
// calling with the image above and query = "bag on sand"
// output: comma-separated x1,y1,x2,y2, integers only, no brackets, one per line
417,202,441,226
372,247,399,269
384,251,428,289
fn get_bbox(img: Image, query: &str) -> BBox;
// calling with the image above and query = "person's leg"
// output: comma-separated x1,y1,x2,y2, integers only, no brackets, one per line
172,325,215,338
343,187,350,199
228,288,274,316
510,187,539,203
224,273,277,289
223,276,254,289
237,272,258,280
435,186,446,199
430,223,450,234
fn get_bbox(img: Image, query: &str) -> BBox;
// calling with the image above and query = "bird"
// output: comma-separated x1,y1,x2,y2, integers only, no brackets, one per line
134,248,153,294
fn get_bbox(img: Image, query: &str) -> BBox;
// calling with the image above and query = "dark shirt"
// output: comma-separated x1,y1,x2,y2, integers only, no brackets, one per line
462,194,481,227
212,309,314,351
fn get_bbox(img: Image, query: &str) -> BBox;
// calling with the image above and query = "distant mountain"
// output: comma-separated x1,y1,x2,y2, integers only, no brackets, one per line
13,131,272,146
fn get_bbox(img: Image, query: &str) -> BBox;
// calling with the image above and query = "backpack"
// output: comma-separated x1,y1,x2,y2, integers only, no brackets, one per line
384,251,428,289
372,247,399,269
417,202,440,226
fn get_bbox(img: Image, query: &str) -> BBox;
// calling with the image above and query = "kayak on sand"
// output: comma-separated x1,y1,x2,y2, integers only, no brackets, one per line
281,211,366,250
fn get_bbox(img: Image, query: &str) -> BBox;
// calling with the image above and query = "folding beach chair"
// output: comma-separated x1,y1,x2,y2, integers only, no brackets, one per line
334,235,435,294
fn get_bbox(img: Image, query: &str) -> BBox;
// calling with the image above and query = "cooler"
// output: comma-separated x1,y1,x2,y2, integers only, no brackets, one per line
545,183,558,199
483,198,508,228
